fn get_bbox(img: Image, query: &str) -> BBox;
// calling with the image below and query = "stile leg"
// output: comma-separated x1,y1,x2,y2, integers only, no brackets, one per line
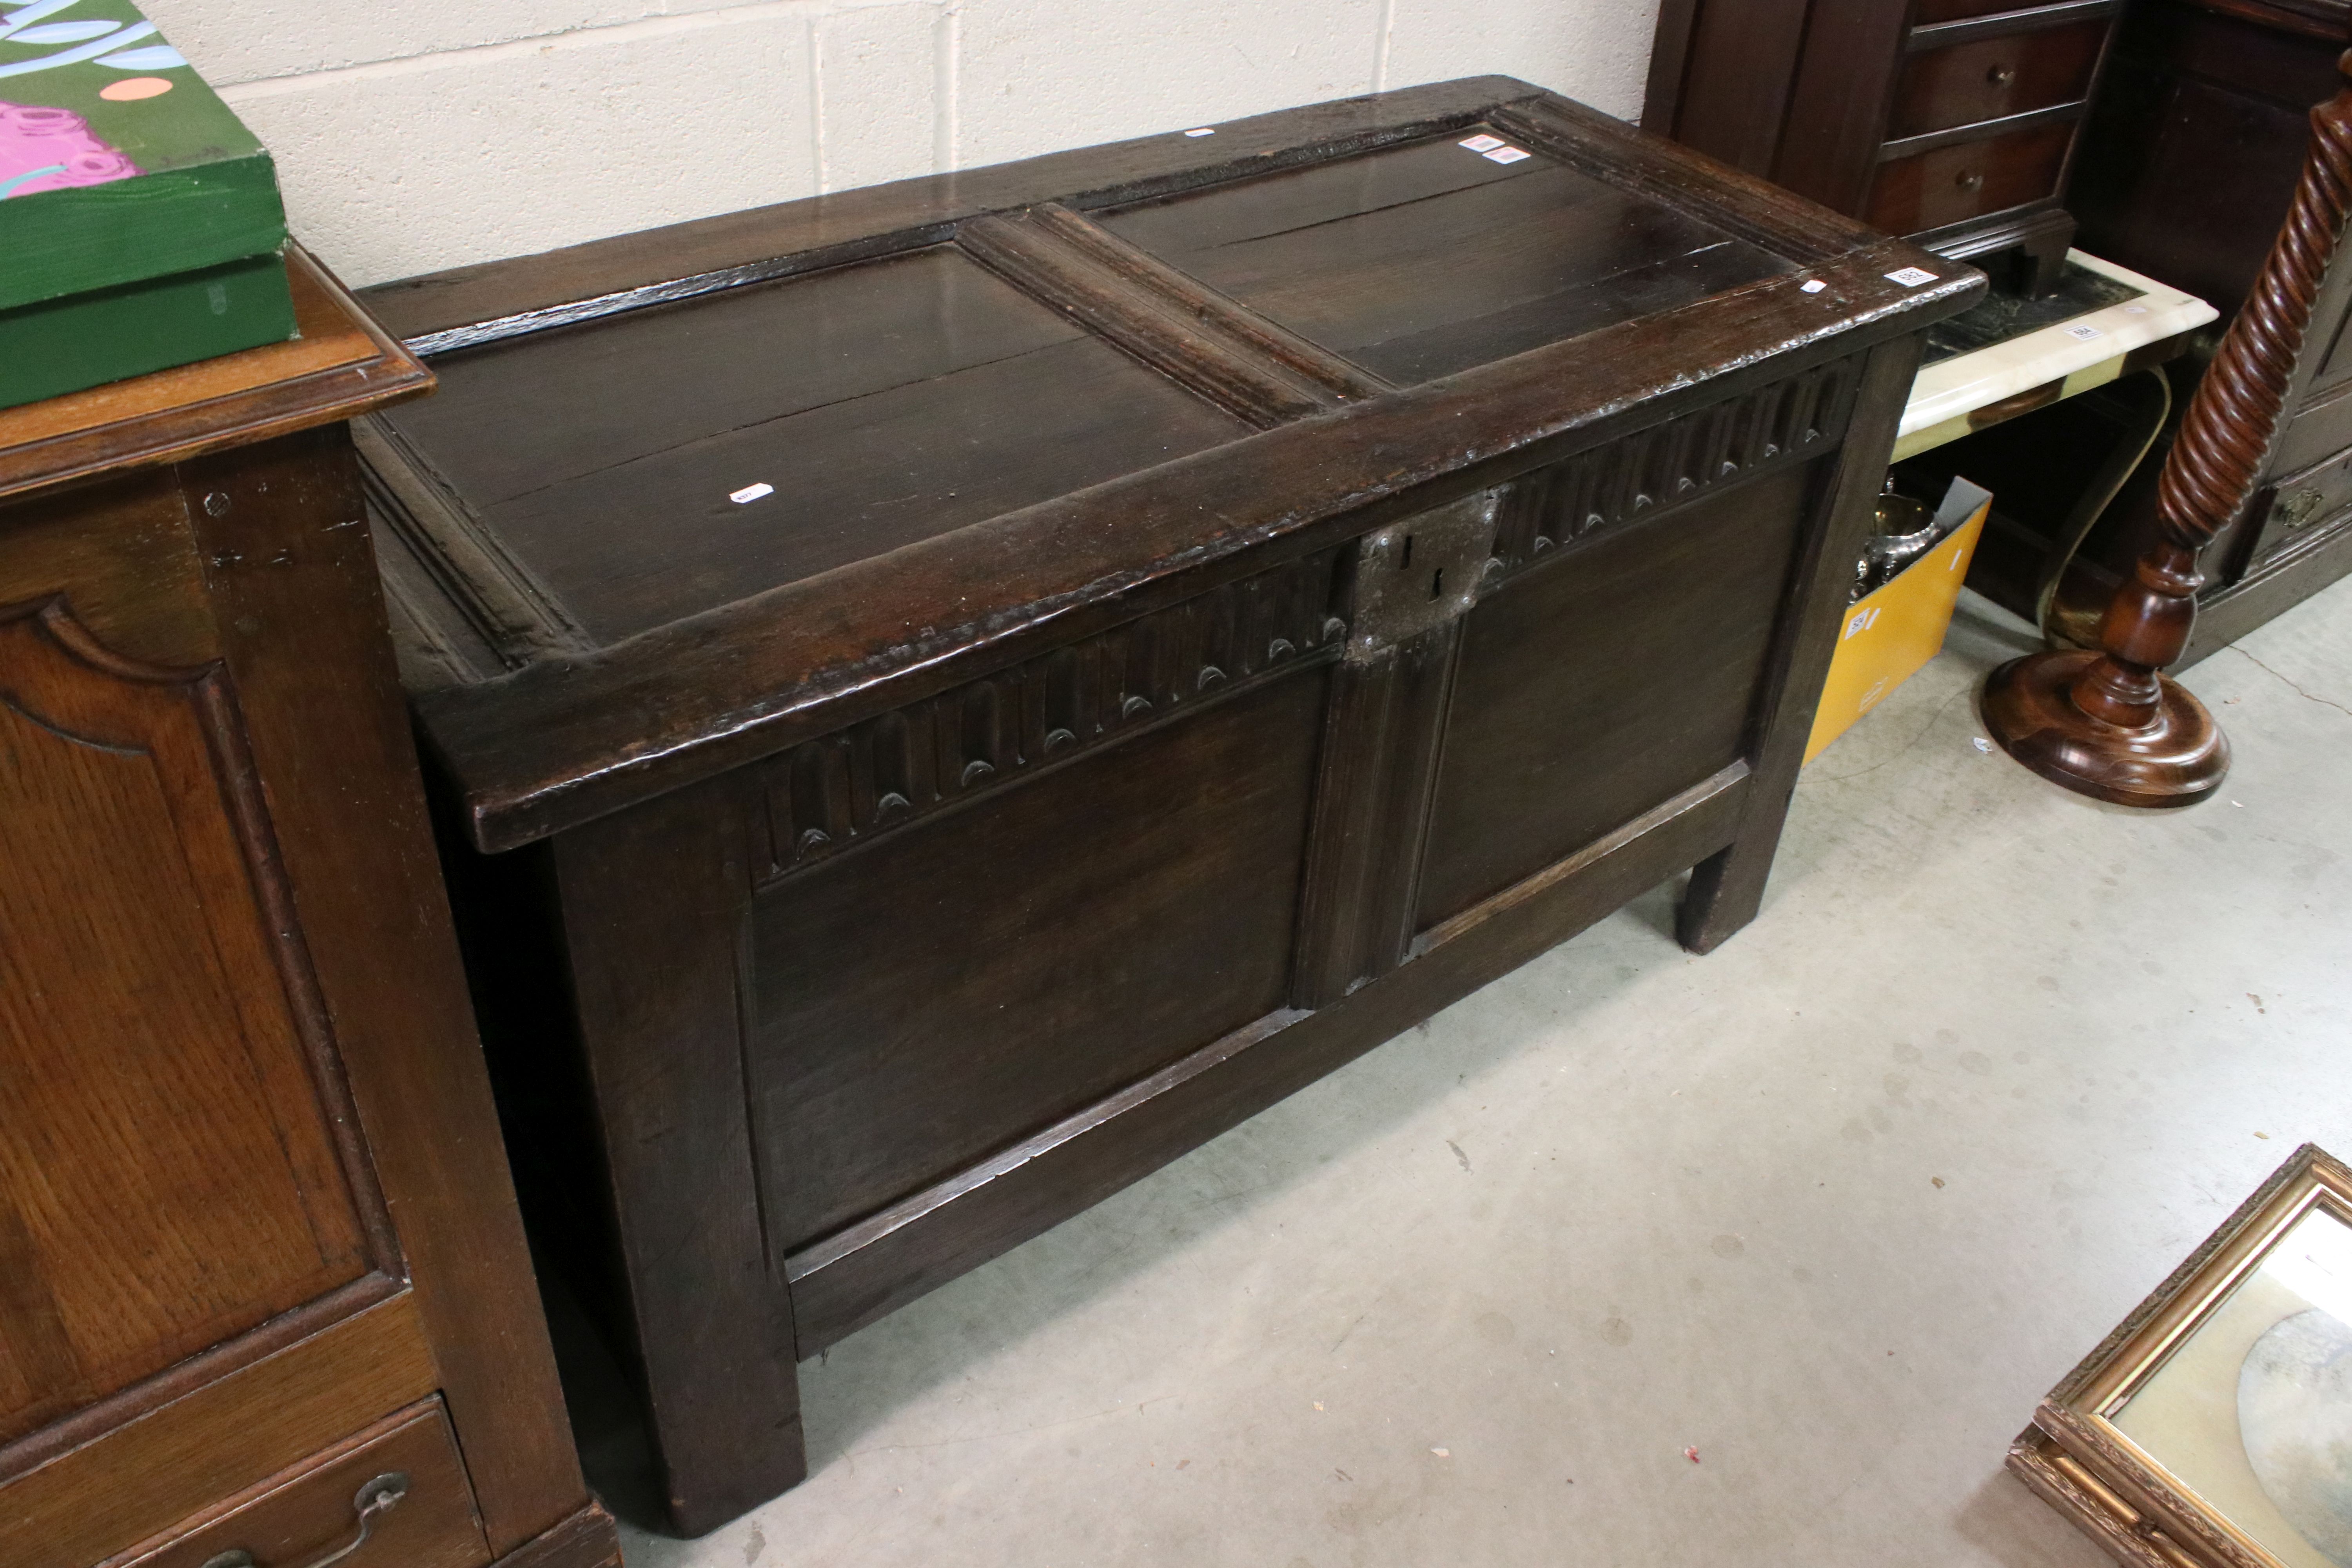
553,777,806,1536
1678,336,1925,954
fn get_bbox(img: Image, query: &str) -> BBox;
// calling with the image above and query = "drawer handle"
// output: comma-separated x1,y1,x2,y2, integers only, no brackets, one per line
1987,64,2016,87
199,1472,408,1568
1955,170,1984,192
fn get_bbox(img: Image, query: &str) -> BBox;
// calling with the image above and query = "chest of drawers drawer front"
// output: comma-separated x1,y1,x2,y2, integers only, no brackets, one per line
2242,441,2352,581
101,1399,490,1568
1867,119,2074,232
1892,20,2107,139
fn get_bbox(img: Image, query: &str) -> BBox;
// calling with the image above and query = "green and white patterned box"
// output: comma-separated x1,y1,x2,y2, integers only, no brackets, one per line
0,0,294,408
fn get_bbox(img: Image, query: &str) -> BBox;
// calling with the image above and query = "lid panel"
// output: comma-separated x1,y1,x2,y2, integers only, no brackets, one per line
481,334,1246,644
387,247,1087,509
1100,127,1542,256
1100,130,1797,384
381,247,1251,644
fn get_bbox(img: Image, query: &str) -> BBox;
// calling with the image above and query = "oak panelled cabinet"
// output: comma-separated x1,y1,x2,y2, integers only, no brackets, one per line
0,251,620,1568
354,78,1982,1534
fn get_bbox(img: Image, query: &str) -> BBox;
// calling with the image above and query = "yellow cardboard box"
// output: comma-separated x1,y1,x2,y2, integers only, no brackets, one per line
1805,477,1993,764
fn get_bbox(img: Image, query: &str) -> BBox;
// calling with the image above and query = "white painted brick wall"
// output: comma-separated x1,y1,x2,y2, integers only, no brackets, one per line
952,0,1383,171
138,0,1660,287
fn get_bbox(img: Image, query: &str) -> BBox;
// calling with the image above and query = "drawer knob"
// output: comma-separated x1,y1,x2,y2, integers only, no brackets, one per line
1955,170,1985,192
1987,64,2016,87
198,1472,409,1568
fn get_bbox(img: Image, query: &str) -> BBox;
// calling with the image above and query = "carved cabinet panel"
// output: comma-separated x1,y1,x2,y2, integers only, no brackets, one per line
0,598,388,1448
0,250,615,1568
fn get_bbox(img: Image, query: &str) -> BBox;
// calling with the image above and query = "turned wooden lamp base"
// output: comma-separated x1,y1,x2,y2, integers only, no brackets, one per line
1974,44,2352,811
1983,650,2230,808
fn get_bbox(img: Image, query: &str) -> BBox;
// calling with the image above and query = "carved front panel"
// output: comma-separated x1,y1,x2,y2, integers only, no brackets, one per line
0,601,384,1450
750,666,1329,1252
1417,458,1821,929
759,545,1346,881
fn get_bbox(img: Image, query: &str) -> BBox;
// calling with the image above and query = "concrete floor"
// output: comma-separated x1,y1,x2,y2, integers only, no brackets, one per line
612,574,2352,1568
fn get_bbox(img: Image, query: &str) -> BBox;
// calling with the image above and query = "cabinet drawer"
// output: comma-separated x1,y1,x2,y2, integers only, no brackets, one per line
2242,444,2352,581
101,1399,490,1568
2274,375,2352,479
1867,120,2073,233
1891,20,2106,139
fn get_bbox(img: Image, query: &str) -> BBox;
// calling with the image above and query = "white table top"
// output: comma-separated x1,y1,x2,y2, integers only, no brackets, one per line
1895,251,2218,462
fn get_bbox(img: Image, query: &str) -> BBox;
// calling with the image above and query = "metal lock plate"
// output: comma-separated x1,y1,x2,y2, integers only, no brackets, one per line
1346,491,1500,662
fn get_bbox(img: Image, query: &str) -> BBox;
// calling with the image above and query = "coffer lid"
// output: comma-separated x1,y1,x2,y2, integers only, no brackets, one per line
357,75,1982,852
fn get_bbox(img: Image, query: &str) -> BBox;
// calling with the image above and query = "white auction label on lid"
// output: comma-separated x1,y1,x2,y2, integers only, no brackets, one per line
730,482,775,504
1459,134,1505,152
1483,146,1532,164
1884,266,1938,287
1800,279,1828,294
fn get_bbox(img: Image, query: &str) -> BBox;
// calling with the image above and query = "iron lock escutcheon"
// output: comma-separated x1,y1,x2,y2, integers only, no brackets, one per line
1345,491,1501,661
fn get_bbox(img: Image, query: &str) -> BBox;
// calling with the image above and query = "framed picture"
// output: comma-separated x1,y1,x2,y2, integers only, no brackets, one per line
2013,1144,2352,1568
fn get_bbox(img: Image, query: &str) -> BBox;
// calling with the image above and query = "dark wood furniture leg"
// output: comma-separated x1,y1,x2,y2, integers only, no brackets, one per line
1984,50,2352,807
552,777,806,1535
1679,335,1924,953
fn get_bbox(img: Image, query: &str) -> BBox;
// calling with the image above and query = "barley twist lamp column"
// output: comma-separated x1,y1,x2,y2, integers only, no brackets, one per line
1982,49,2352,808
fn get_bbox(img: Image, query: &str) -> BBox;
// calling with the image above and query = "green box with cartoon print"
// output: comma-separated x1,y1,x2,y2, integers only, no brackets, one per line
0,0,294,407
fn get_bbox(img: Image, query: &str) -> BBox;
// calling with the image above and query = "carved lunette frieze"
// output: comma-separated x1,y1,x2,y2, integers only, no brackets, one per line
1488,355,1860,581
753,359,1860,881
758,546,1348,882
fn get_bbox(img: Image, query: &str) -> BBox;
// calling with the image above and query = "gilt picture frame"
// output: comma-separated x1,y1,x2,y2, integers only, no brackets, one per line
2014,1144,2352,1568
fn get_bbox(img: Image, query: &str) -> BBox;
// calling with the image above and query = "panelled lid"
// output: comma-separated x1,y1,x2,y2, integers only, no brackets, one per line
356,75,1982,852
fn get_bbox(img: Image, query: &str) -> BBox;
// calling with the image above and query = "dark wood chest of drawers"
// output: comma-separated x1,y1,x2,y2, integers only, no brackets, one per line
2060,0,2352,656
354,76,1979,1535
1646,0,2125,293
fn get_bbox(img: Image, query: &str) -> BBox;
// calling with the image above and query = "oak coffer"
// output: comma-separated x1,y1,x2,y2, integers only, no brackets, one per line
354,76,1982,1534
